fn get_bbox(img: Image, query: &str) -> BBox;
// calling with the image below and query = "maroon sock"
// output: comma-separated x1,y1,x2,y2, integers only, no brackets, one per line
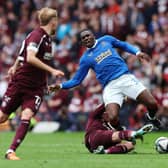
106,145,127,154
118,130,131,140
9,119,30,151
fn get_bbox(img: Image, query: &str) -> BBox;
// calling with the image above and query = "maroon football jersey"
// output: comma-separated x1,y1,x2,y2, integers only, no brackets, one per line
85,104,106,135
12,27,53,89
85,104,116,135
85,104,117,152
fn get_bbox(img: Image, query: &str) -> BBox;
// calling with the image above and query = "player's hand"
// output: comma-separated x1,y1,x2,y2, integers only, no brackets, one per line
137,52,151,63
51,69,64,77
48,84,61,93
6,66,17,79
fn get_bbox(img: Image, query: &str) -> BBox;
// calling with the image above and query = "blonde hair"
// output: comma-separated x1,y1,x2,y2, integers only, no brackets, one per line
38,7,57,26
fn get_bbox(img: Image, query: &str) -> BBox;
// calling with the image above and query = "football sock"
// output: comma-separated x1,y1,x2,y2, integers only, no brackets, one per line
106,145,127,154
9,119,30,151
147,103,158,119
118,130,130,140
147,112,156,120
6,149,14,154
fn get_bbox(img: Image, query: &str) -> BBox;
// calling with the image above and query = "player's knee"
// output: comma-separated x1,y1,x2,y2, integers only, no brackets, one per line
21,108,34,120
0,110,8,123
112,131,122,143
106,104,119,121
106,110,118,121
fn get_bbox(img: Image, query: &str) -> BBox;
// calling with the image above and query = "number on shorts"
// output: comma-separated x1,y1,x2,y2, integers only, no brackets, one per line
35,95,41,110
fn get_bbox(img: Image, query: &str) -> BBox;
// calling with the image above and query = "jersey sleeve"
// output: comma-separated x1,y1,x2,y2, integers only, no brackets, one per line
104,35,140,55
61,57,90,89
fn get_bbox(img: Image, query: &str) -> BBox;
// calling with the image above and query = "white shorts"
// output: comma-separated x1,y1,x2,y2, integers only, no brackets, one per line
103,74,146,107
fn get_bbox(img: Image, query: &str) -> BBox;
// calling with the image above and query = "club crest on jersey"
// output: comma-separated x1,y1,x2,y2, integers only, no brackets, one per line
88,52,93,57
101,41,107,46
95,49,112,64
45,41,51,46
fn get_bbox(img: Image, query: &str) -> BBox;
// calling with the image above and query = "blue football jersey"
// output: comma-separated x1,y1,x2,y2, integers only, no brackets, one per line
61,35,140,89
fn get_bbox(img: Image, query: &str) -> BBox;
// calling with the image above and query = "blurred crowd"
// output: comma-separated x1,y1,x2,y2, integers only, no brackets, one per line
0,0,168,131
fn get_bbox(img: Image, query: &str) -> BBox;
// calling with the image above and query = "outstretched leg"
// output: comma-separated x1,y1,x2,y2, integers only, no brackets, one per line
93,142,134,154
92,124,153,154
106,142,134,154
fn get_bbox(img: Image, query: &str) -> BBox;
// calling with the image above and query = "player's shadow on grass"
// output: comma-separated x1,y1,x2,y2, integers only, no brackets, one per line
129,151,156,155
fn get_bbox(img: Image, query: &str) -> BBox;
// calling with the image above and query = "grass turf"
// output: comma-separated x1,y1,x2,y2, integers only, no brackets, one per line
0,131,168,168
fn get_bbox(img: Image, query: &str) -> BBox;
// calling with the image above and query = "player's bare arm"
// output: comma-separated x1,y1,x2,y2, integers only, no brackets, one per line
27,49,64,77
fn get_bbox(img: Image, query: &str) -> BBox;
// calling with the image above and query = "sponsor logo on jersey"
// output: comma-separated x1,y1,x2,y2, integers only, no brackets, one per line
43,52,53,60
88,52,93,57
95,49,112,64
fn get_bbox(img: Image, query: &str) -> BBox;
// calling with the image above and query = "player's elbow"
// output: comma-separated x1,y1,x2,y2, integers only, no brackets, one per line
74,79,81,86
27,54,38,65
27,56,33,63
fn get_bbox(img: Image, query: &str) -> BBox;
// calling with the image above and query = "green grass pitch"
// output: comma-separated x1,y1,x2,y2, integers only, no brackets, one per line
0,131,168,168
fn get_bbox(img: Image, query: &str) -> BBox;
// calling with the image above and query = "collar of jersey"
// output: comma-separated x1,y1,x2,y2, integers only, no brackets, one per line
87,40,98,50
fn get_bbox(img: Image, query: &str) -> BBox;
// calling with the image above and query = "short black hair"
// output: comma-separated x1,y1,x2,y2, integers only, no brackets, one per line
79,29,92,35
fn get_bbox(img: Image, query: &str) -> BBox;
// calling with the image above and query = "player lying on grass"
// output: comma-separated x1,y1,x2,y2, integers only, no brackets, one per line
84,104,153,154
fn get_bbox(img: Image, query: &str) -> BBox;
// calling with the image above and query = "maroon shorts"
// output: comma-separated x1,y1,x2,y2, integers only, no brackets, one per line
85,130,116,152
0,82,43,115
